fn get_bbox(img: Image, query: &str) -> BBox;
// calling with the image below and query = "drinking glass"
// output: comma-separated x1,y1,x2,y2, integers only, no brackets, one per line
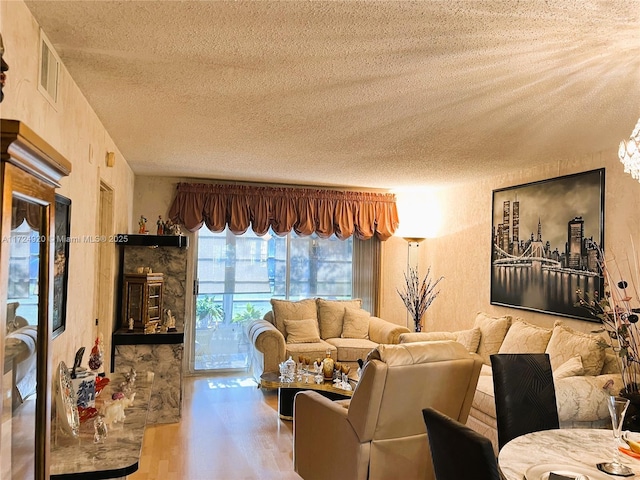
598,396,634,476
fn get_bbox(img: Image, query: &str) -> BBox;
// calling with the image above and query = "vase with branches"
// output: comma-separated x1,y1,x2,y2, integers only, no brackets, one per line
397,267,444,332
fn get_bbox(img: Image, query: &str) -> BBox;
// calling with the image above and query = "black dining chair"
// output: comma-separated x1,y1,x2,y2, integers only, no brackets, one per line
422,407,501,480
490,353,559,450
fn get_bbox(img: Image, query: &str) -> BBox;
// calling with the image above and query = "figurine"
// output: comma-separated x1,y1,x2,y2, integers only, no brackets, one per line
166,309,177,332
71,347,85,379
144,321,158,334
157,215,164,235
138,215,147,234
128,317,134,331
88,336,103,372
100,400,125,426
93,415,107,443
124,367,137,386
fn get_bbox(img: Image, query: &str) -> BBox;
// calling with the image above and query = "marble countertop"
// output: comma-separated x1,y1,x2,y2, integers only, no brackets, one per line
50,371,154,479
498,428,640,480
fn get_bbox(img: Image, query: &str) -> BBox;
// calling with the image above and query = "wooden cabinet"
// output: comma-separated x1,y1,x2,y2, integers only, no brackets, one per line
1,119,71,479
122,273,164,330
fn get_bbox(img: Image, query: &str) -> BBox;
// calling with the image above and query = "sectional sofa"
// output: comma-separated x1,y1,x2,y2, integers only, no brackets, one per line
400,312,623,452
246,298,410,383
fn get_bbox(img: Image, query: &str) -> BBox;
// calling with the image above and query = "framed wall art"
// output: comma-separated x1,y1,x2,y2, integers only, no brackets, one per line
53,194,71,337
490,169,605,321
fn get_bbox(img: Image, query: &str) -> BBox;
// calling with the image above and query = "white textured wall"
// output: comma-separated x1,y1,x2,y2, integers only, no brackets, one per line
0,1,135,369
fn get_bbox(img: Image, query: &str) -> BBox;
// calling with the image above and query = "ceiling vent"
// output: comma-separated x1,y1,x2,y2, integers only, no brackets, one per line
38,29,60,107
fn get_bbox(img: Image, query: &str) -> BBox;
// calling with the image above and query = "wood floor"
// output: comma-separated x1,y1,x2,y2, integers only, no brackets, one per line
129,374,302,480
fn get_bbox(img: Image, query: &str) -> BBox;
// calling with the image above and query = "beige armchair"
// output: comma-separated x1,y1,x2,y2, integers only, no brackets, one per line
293,341,483,480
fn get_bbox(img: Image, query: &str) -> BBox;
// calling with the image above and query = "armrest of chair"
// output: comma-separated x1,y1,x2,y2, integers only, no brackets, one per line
368,316,410,344
246,319,286,374
294,391,367,480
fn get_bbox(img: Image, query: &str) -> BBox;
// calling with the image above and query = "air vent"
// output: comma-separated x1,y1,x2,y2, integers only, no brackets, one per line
38,30,59,106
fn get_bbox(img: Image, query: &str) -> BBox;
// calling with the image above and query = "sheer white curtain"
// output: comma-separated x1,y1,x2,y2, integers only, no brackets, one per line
353,236,381,316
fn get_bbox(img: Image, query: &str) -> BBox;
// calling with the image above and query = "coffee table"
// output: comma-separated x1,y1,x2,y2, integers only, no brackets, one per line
260,372,355,420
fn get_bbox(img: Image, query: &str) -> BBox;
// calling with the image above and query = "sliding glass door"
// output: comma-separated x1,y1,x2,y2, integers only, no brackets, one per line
192,228,353,372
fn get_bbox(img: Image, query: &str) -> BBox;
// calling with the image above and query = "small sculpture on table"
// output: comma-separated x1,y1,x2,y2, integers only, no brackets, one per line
138,215,147,234
128,317,134,332
93,415,107,443
166,309,177,332
156,215,164,235
144,321,158,334
88,336,104,375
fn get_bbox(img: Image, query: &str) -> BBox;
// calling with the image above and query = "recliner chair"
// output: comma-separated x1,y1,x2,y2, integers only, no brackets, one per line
293,340,484,480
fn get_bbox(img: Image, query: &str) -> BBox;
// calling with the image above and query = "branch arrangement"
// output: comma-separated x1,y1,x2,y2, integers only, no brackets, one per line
397,267,444,332
576,240,640,394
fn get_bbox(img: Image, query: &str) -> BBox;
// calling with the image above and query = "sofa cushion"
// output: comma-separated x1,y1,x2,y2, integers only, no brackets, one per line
553,355,584,380
472,374,496,420
473,312,512,365
398,328,481,353
285,340,336,362
498,319,552,354
555,374,624,422
316,298,362,339
284,318,321,344
369,340,473,366
400,331,456,343
602,351,621,374
271,298,318,336
341,307,370,339
545,321,607,376
454,328,482,353
325,337,378,362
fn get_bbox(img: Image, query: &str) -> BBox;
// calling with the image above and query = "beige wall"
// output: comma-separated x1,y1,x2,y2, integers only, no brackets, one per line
419,151,640,335
6,0,636,370
1,1,135,370
135,163,640,339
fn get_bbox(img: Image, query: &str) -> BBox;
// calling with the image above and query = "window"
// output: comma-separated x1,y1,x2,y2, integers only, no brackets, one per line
193,228,357,371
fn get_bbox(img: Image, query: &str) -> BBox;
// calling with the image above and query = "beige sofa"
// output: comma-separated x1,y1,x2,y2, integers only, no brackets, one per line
294,341,483,480
246,298,410,383
400,312,623,452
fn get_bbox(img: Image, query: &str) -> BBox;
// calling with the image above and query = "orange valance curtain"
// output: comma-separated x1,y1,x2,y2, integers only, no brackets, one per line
168,183,399,241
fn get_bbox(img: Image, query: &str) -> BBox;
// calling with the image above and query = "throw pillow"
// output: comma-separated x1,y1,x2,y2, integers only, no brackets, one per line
545,321,607,376
473,312,512,365
284,318,321,344
453,327,482,353
316,298,362,339
271,298,317,336
341,307,370,339
553,355,584,380
498,319,552,354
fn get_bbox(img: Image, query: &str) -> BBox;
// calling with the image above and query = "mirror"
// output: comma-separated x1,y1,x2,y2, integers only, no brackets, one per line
2,195,43,479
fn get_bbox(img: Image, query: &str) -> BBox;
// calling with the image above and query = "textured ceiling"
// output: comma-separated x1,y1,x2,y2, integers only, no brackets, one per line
24,1,640,189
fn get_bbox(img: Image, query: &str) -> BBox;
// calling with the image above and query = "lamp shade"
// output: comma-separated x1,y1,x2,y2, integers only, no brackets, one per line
394,188,441,240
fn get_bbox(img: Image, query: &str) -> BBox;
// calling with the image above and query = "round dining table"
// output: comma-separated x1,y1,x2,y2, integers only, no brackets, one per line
498,428,640,480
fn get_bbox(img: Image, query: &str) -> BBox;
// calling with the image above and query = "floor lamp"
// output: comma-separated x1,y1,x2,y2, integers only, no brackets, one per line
403,236,425,330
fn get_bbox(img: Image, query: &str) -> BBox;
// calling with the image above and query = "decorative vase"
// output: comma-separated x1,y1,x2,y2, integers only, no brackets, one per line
322,350,334,381
414,317,422,332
